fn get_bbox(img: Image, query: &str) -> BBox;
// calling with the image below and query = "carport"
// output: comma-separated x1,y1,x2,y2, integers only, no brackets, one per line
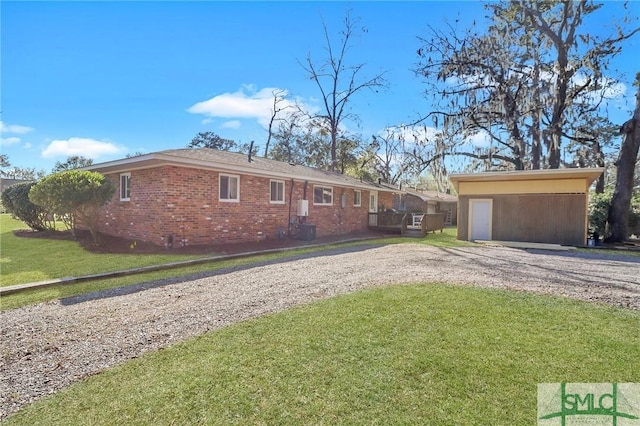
449,168,604,246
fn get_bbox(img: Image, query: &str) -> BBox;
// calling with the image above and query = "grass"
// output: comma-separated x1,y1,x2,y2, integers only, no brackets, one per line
0,214,205,286
0,246,341,311
5,284,639,425
0,216,470,311
382,227,477,248
576,247,640,258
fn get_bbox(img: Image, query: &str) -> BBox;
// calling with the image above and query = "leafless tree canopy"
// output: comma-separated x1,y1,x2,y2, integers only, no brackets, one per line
300,11,387,172
414,0,639,172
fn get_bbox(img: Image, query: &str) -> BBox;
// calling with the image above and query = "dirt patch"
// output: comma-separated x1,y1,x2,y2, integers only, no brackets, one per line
13,228,389,256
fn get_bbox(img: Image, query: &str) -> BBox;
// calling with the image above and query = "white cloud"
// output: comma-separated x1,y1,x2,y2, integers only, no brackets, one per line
0,136,21,146
41,137,126,159
467,130,492,147
188,85,317,129
221,120,242,129
188,86,286,127
0,121,34,134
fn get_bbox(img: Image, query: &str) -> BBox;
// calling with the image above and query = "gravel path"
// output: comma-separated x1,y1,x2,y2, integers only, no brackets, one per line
1,243,639,420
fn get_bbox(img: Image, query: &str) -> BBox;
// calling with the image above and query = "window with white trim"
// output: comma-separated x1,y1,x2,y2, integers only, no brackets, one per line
313,186,333,205
120,173,131,201
354,190,362,207
219,174,239,202
270,180,285,204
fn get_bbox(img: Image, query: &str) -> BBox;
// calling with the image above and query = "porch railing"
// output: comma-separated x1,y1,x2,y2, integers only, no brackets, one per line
368,211,446,236
368,211,405,228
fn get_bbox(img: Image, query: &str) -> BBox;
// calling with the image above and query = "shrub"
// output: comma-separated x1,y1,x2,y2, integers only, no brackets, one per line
630,194,640,237
588,191,611,236
588,190,640,238
29,170,115,244
0,182,52,231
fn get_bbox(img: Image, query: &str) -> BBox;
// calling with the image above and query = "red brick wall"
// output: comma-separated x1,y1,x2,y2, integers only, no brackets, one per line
98,166,387,247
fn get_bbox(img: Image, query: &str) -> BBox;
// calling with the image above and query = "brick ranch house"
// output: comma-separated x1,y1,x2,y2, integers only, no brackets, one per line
85,148,398,247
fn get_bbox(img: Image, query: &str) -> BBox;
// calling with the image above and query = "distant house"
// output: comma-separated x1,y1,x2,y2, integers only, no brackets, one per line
394,189,458,226
0,178,32,194
449,168,604,246
1,178,33,212
84,148,398,247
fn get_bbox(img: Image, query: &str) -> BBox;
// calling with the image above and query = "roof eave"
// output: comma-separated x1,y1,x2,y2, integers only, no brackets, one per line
448,168,605,193
85,152,399,193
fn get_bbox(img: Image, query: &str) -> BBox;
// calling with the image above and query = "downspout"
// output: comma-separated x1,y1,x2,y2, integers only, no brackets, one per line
301,181,308,225
287,178,295,237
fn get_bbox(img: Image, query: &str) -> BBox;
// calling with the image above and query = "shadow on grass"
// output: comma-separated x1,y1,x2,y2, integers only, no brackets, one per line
59,243,386,306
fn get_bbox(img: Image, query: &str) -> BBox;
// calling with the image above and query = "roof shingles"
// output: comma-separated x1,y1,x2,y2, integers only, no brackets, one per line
90,148,398,193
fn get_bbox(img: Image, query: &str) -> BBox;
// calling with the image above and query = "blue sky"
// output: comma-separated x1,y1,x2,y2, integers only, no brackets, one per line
1,1,638,173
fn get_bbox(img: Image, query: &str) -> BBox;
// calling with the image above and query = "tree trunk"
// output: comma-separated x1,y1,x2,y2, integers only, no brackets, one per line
594,141,605,194
606,74,640,242
330,125,338,172
531,51,542,170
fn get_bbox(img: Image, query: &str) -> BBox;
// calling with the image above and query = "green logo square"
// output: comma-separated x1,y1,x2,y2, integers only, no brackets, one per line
538,383,640,425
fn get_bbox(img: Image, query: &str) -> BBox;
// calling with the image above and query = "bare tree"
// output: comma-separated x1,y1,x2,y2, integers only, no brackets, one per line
264,90,291,158
415,14,539,171
606,73,640,242
300,11,387,172
415,0,639,171
365,132,405,184
519,1,638,168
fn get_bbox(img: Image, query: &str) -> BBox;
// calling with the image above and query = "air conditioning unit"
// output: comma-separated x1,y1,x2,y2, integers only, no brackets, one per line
297,199,309,217
298,223,316,241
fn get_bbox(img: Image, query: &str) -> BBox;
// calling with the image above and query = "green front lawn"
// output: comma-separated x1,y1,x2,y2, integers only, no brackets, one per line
0,215,470,311
6,284,639,425
383,227,476,248
1,217,466,289
0,214,205,287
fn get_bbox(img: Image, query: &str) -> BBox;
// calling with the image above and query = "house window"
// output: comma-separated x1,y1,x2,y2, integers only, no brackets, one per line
354,190,362,207
120,173,131,201
270,180,285,204
219,174,239,202
313,186,333,205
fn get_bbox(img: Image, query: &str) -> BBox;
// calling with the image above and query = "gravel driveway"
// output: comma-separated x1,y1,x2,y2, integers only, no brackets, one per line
1,243,639,420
